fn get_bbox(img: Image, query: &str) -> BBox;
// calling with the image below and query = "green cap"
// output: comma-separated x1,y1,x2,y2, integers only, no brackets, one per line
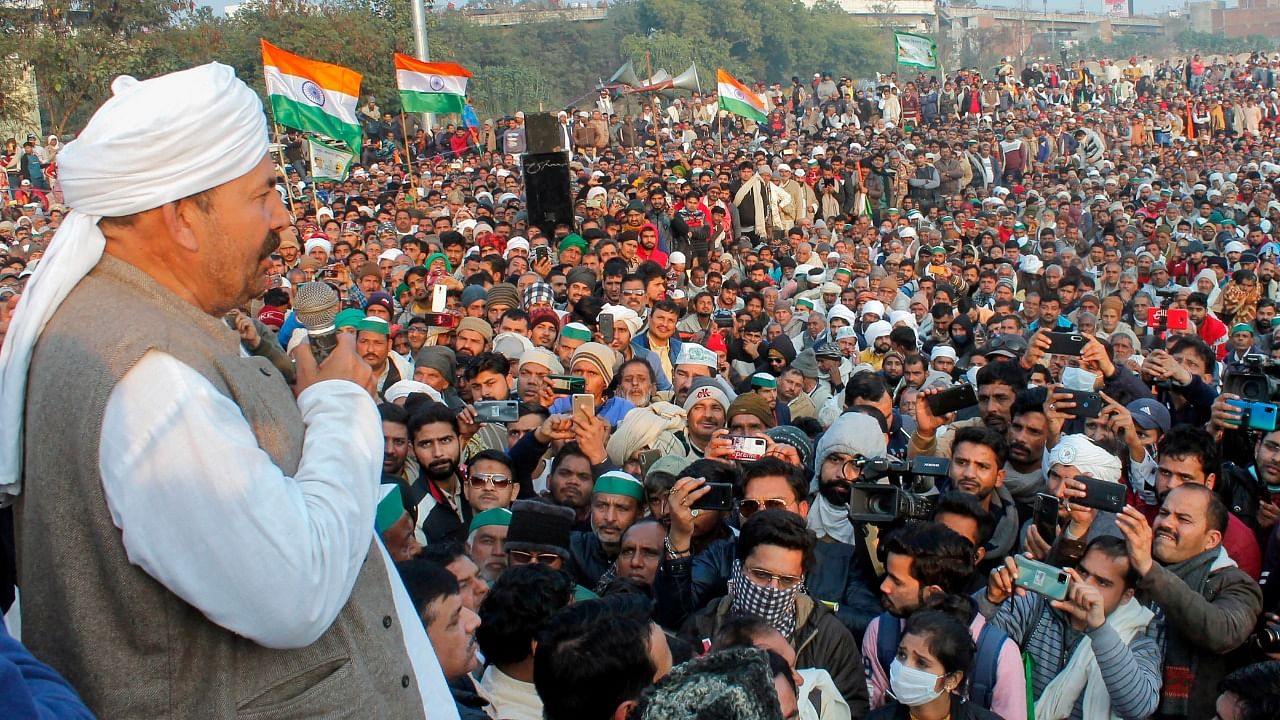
561,322,592,342
375,485,406,533
357,317,390,335
558,233,587,254
469,507,513,535
423,252,453,273
646,455,690,481
750,372,778,389
834,267,852,277
335,308,365,330
593,471,646,501
796,298,815,310
1232,323,1255,335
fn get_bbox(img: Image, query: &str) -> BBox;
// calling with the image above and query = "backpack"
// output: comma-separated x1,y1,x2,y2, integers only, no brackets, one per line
875,610,1008,708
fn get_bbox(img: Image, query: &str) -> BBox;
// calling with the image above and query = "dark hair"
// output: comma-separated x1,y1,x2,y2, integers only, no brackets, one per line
931,491,998,549
463,351,511,382
952,425,1009,467
766,649,797,696
1083,535,1139,589
395,558,459,624
501,307,531,327
420,540,468,568
737,509,816,575
902,609,976,677
1170,483,1229,534
976,359,1027,389
881,522,976,595
741,457,807,506
903,353,927,369
682,458,743,496
845,371,890,408
1186,291,1210,308
408,401,461,437
652,299,682,317
712,613,778,650
550,441,591,474
1218,660,1280,720
477,563,574,666
603,257,629,279
635,260,666,288
1011,387,1048,419
1156,425,1219,481
1167,337,1216,379
379,401,410,426
889,326,917,349
534,596,657,720
469,448,516,478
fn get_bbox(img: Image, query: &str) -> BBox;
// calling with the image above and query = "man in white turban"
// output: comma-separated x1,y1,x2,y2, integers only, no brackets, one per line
1036,434,1126,556
0,64,453,718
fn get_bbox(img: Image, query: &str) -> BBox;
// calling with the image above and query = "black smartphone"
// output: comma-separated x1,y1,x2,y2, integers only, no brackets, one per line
691,482,735,512
1060,390,1102,418
1045,332,1088,356
1033,493,1060,544
926,384,979,417
532,245,551,263
600,313,615,343
1074,475,1126,513
547,374,586,395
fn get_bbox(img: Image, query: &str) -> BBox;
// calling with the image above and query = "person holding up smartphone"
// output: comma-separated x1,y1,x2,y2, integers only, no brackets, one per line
1024,434,1123,567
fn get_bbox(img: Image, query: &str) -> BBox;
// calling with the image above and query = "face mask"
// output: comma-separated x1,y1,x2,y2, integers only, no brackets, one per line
889,659,946,707
1062,365,1099,391
729,561,801,638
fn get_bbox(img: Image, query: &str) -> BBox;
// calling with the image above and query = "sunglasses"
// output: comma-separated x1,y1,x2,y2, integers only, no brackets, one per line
467,473,513,489
508,550,561,565
739,497,791,517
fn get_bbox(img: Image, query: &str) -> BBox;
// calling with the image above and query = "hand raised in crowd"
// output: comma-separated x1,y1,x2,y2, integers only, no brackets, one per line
1101,391,1146,461
702,428,737,465
763,436,802,467
985,555,1027,606
531,253,553,278
292,330,375,400
1258,500,1280,530
1043,384,1077,447
1022,522,1053,562
1022,329,1051,369
913,385,949,438
457,405,481,441
228,308,260,351
573,413,611,466
1050,568,1108,631
1209,392,1244,434
1141,349,1191,386
1114,505,1155,577
1080,336,1115,380
666,476,713,555
532,413,575,445
1057,474,1100,541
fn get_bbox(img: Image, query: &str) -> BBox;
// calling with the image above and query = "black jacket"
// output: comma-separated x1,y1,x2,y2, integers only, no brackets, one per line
681,593,869,715
653,536,881,640
867,695,1002,720
570,530,614,588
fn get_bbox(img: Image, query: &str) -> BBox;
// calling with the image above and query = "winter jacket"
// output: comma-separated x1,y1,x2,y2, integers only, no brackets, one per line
682,593,869,714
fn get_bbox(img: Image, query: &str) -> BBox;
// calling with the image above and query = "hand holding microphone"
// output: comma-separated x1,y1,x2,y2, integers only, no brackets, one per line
291,282,375,398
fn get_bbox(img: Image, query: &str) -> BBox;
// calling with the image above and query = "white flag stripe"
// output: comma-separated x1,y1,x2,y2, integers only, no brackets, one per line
396,69,468,96
264,66,360,124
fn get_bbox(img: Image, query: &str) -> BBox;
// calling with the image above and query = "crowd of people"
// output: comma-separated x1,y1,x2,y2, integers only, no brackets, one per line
8,46,1280,720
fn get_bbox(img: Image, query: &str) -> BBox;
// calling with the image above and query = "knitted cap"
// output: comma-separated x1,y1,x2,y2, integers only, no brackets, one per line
683,377,730,414
570,341,617,385
457,316,494,342
487,282,520,308
726,393,775,430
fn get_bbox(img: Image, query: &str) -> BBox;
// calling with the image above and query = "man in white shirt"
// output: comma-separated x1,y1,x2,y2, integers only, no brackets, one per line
0,63,453,718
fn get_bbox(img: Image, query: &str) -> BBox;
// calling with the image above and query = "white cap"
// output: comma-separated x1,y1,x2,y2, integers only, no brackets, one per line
669,251,687,265
861,300,885,319
675,343,719,369
504,237,530,257
1225,241,1247,253
930,345,958,362
378,248,404,262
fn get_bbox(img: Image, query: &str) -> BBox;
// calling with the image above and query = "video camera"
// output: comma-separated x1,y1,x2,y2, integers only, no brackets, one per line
847,456,949,524
1223,353,1280,403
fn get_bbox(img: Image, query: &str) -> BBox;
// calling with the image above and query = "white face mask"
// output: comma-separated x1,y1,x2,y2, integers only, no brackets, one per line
1062,365,1099,391
889,659,946,707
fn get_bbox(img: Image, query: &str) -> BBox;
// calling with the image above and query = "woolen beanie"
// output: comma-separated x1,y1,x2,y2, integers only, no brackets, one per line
486,282,520,308
570,342,617,385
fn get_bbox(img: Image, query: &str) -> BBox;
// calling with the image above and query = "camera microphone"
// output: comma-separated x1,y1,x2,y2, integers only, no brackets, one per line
294,281,341,364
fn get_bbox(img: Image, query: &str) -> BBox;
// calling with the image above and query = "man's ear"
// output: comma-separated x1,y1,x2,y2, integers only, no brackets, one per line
611,700,638,720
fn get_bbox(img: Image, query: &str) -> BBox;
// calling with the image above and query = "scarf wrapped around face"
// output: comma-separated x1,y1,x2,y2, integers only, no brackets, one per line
728,560,802,639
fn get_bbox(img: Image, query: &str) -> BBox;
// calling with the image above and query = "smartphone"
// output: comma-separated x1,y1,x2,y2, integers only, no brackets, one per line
474,400,521,423
572,393,595,421
431,284,448,313
635,448,663,474
1227,399,1279,432
691,482,735,512
421,312,458,329
1059,389,1102,419
1033,493,1060,544
926,384,979,417
1014,555,1071,601
1044,332,1088,356
1074,475,1127,513
532,245,551,263
727,436,767,462
600,313,615,343
547,375,586,395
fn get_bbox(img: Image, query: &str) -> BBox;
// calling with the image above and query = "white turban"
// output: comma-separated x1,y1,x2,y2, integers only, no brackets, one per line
384,380,444,404
601,304,643,338
606,402,688,467
304,237,333,256
1042,434,1123,486
0,63,270,497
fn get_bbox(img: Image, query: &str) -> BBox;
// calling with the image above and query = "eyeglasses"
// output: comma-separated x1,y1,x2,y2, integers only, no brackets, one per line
467,473,512,489
622,289,646,296
508,550,562,565
745,566,803,590
739,497,792,517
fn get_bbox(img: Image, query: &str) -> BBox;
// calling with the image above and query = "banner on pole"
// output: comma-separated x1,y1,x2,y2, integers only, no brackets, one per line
309,137,353,181
894,31,938,69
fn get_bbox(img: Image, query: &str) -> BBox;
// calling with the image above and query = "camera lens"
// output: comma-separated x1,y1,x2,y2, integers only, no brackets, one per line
1254,624,1280,654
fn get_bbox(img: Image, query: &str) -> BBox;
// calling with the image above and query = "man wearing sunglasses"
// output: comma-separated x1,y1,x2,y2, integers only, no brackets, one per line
462,450,520,515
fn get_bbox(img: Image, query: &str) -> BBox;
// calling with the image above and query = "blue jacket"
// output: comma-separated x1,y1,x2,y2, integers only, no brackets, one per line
632,332,684,388
0,618,94,719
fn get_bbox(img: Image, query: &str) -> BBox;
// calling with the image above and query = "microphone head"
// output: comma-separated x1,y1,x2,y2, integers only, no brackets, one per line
294,281,340,331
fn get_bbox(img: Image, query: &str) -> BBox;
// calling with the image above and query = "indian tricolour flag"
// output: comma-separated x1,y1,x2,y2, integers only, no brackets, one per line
395,54,472,114
261,39,363,152
717,69,766,123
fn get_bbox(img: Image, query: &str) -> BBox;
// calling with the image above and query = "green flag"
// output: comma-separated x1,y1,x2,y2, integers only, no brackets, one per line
894,31,938,69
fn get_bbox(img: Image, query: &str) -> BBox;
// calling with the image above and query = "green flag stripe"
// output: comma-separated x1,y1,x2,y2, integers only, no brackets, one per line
270,95,362,151
400,90,465,114
719,96,766,122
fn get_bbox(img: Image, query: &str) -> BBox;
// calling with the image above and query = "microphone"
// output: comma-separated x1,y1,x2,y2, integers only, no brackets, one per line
294,281,341,364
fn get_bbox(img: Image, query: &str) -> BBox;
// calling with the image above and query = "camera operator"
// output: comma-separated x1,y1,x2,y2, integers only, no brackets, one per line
1209,396,1280,540
1139,336,1218,427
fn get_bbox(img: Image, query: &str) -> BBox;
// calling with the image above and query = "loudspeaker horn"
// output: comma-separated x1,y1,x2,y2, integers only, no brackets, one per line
672,63,701,93
608,60,641,88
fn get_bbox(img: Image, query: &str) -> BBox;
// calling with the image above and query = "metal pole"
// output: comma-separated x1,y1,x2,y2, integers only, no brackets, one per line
410,0,432,132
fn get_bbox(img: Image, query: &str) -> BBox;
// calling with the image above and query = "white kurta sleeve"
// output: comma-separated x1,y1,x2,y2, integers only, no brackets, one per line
99,350,380,649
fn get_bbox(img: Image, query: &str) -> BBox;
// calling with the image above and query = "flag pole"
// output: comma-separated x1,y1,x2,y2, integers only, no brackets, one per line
273,123,297,218
717,112,723,155
400,111,416,193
